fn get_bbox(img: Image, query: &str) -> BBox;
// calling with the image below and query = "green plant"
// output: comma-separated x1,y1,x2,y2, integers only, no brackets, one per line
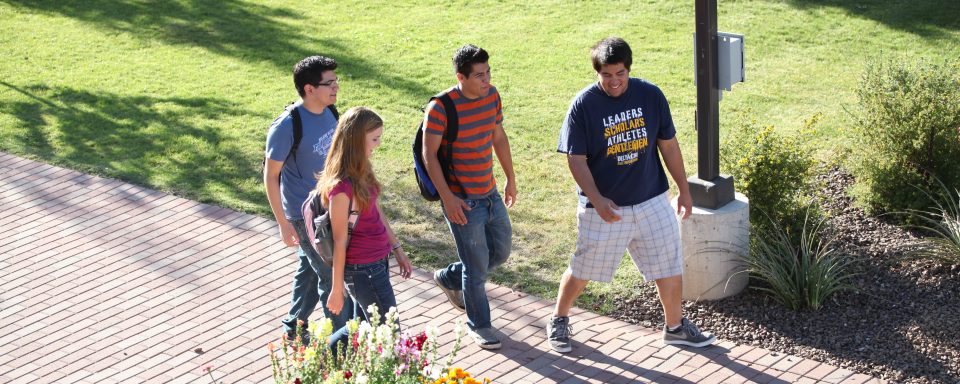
746,209,855,310
900,184,960,265
269,304,477,384
722,116,819,238
853,58,960,215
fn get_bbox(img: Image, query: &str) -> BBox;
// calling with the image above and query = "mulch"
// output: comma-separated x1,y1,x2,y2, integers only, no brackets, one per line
609,168,960,384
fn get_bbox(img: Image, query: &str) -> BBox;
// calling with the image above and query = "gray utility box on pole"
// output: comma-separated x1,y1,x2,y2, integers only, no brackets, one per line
694,32,745,97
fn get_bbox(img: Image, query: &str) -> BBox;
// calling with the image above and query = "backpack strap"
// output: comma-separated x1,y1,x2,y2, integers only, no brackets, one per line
328,104,340,121
434,93,459,188
435,93,458,147
289,106,304,158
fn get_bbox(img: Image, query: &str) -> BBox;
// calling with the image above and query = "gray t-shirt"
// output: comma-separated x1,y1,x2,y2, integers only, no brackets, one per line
265,103,337,220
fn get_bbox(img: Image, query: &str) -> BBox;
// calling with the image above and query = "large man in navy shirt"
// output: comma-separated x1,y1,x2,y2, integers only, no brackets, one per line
546,37,716,353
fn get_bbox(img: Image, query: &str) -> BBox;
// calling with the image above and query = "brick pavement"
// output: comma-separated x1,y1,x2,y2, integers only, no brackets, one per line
0,152,883,383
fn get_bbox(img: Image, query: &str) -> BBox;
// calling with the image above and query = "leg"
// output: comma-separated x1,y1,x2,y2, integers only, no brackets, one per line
292,220,356,331
547,205,629,353
628,194,715,347
485,193,512,271
553,269,589,317
452,219,494,330
626,193,684,328
346,258,397,326
329,259,398,351
654,275,683,328
282,250,320,337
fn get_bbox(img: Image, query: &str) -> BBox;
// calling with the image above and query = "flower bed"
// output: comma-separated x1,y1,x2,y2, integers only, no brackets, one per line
269,305,490,384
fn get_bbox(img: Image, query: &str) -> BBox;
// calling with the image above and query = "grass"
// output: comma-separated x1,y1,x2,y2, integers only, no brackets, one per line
1,0,958,310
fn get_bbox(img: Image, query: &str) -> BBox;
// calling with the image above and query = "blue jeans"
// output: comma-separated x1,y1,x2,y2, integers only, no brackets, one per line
329,257,398,350
282,219,356,337
436,192,512,330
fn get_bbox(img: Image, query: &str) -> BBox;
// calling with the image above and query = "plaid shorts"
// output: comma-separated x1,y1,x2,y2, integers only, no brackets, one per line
569,192,683,282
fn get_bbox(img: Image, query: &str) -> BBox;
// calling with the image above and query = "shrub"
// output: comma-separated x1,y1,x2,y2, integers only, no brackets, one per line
900,184,960,265
853,58,960,215
746,209,855,310
722,116,819,238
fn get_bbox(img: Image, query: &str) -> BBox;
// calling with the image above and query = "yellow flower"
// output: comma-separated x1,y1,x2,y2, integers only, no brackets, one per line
303,348,317,361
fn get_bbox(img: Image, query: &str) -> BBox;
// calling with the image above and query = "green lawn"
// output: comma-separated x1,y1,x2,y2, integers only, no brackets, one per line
2,0,958,310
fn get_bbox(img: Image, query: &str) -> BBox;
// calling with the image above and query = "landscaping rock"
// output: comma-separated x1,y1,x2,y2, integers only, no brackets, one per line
610,167,960,384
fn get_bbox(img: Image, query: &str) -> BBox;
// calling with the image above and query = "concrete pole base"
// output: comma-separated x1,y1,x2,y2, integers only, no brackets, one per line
673,192,750,301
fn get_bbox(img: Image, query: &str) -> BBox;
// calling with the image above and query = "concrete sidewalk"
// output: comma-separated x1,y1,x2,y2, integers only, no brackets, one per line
0,152,881,383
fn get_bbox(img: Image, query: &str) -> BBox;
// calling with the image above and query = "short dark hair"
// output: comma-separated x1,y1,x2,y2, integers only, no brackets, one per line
293,55,337,97
591,37,632,72
452,45,489,77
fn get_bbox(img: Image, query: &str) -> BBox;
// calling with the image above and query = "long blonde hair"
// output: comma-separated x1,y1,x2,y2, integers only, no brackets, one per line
315,106,382,212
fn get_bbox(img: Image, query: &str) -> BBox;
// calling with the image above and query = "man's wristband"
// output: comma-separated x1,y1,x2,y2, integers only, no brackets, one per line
391,242,403,251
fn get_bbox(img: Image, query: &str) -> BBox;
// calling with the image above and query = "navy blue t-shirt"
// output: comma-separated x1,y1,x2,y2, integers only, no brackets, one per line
265,103,337,220
557,78,676,208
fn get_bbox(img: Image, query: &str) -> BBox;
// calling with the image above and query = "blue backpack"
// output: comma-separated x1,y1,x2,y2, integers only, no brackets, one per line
412,93,458,201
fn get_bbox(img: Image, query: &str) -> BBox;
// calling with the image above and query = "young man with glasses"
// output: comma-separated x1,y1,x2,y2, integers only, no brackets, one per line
424,44,517,350
547,37,716,353
265,55,354,342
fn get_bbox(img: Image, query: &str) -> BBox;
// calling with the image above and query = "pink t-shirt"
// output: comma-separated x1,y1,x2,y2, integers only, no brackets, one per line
329,180,390,265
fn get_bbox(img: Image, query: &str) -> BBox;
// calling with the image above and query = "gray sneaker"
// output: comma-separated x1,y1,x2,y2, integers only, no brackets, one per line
468,327,501,350
546,316,573,353
663,318,716,347
433,270,465,312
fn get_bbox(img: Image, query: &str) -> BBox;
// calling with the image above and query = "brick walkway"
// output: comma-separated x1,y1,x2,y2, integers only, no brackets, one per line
0,152,882,383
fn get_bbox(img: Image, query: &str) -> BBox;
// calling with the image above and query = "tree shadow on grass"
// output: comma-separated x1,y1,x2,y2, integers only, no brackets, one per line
5,0,432,99
785,0,960,39
0,80,265,212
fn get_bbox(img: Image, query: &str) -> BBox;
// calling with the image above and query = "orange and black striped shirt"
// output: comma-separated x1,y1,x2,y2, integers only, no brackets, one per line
424,86,503,199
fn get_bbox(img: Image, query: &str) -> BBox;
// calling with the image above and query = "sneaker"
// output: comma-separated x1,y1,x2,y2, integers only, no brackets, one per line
433,270,465,312
546,316,573,353
286,330,311,347
467,327,501,350
662,318,716,347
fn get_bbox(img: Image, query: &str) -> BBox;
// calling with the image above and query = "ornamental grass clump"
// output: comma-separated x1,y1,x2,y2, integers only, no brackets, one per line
269,304,483,384
900,184,960,265
747,209,855,310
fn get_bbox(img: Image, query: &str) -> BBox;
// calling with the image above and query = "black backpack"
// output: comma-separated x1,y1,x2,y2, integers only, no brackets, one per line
412,93,458,201
262,103,339,182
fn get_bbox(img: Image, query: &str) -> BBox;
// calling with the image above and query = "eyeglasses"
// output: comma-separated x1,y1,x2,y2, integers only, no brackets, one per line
314,78,339,87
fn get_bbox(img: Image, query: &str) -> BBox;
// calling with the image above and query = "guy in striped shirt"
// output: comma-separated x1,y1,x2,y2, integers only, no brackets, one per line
423,44,517,350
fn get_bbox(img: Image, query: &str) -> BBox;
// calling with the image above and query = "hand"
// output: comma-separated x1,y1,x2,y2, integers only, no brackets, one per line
278,220,299,247
326,288,344,315
676,191,693,220
593,196,622,223
441,195,471,225
503,179,517,208
394,249,412,279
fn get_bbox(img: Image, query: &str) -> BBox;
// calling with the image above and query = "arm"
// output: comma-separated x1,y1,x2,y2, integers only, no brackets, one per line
325,192,350,315
658,137,692,220
377,204,412,279
421,105,471,225
492,122,517,208
264,159,299,247
567,154,621,223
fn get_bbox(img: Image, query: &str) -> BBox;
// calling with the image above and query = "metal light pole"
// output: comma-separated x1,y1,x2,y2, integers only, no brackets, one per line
690,0,735,209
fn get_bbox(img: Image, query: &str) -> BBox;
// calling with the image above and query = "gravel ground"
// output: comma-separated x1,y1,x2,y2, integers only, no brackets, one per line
609,169,960,383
